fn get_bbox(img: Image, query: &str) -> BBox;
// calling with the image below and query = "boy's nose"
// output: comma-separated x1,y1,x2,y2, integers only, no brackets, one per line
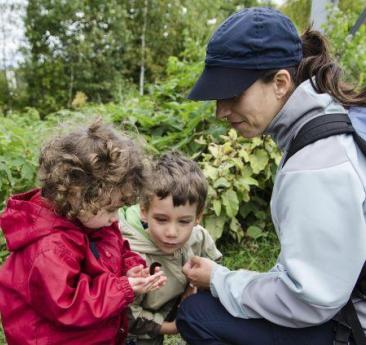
165,225,178,238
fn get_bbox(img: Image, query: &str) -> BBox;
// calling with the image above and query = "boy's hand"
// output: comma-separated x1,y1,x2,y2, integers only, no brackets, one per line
182,256,214,289
159,320,178,335
128,271,167,296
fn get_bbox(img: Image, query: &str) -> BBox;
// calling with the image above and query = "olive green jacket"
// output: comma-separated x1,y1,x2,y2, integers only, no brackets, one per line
119,205,222,342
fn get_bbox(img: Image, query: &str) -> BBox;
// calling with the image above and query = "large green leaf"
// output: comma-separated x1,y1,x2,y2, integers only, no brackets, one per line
204,215,226,241
221,189,239,218
249,149,269,174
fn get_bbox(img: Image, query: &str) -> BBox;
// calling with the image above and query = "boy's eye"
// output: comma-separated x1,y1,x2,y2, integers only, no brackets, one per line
179,220,191,224
155,218,167,222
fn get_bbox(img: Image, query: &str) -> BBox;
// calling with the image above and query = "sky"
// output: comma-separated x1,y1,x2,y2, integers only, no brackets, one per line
0,0,27,68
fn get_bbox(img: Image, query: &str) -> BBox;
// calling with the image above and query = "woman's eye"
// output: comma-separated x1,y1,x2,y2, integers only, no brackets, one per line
179,220,191,225
155,218,167,223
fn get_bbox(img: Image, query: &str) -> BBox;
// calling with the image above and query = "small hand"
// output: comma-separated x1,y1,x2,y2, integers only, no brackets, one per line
182,256,214,289
159,320,178,335
128,271,167,296
127,265,146,278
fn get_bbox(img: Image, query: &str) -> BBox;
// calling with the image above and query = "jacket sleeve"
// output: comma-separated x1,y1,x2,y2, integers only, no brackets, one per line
120,236,146,274
127,298,167,337
196,225,222,262
210,160,366,327
27,245,135,328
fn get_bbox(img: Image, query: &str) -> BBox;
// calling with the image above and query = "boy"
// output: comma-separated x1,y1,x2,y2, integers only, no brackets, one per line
119,151,222,345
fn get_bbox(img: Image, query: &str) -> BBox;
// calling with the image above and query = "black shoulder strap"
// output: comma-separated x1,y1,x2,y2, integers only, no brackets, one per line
284,113,366,345
284,114,360,165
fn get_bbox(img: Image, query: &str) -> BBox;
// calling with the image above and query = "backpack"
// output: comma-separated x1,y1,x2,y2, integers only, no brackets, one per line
283,107,366,345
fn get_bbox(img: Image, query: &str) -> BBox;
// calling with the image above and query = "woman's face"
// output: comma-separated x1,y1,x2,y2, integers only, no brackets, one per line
216,74,290,138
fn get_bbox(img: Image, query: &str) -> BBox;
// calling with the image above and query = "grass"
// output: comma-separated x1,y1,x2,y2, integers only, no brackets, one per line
0,231,279,344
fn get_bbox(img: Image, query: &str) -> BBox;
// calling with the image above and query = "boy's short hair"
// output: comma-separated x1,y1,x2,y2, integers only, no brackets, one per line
38,119,148,219
141,151,208,215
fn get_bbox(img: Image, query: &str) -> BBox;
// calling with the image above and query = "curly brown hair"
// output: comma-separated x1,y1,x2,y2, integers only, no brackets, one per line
38,119,149,219
141,150,208,216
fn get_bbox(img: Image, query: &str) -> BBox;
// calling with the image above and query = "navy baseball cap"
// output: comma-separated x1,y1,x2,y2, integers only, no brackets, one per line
188,7,303,100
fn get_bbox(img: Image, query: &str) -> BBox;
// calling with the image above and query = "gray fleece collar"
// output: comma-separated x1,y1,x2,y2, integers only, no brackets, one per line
264,79,347,152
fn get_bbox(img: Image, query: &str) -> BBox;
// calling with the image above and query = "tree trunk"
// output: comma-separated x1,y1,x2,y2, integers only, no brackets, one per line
139,0,148,96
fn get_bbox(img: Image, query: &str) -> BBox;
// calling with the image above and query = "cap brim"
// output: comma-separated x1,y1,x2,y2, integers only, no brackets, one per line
188,66,265,101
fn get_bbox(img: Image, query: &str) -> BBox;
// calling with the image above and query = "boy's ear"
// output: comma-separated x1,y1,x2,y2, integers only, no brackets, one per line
140,206,148,222
194,212,203,225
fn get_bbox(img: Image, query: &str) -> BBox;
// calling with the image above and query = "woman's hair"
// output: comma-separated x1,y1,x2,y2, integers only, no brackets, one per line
38,119,149,219
261,28,366,107
140,150,208,216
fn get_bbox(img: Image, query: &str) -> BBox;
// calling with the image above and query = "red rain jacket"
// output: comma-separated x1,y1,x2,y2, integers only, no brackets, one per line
0,189,145,345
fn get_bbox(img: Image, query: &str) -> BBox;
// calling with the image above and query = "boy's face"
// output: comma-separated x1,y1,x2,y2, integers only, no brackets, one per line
141,195,200,254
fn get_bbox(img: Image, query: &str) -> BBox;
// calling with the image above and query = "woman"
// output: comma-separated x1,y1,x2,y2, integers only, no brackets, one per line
176,7,366,345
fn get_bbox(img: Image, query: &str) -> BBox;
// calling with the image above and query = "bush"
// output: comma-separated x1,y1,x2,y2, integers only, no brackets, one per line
200,129,281,241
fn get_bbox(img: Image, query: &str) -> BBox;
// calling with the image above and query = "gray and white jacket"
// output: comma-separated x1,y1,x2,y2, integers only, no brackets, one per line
210,79,366,328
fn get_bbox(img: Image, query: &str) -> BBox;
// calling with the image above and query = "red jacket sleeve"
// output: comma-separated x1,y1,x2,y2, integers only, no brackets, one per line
27,247,134,328
120,237,146,275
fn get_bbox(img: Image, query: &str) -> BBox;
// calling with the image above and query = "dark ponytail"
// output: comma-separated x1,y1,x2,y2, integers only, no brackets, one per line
261,28,366,107
296,28,366,107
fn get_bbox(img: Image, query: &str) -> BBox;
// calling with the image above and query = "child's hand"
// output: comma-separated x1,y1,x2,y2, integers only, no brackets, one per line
127,265,148,278
128,271,167,296
159,320,178,335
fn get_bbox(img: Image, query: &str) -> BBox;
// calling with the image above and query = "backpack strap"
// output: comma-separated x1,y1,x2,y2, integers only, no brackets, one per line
284,114,355,165
284,113,366,345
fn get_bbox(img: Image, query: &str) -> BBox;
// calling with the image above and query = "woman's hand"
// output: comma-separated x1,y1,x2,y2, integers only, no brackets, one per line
180,282,197,302
128,271,166,296
182,256,214,289
159,320,178,335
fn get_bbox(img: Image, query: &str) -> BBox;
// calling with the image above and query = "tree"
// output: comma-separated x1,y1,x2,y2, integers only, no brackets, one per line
23,0,131,115
0,0,26,112
22,0,265,114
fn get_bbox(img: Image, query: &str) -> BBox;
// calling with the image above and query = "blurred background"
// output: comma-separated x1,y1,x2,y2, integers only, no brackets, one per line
0,1,365,342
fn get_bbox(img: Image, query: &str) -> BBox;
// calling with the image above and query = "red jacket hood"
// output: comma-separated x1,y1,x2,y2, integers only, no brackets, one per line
0,189,79,251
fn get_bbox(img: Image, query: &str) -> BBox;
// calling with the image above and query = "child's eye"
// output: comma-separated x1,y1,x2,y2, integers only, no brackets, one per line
155,218,167,223
179,220,191,225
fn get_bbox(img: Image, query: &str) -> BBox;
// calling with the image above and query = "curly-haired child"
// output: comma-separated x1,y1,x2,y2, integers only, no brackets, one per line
0,120,166,345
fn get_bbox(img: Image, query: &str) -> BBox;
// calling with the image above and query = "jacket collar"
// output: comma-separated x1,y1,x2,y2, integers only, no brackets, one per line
265,79,347,152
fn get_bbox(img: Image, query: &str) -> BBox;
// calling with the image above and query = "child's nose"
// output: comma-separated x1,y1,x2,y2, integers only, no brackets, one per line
109,211,118,224
166,225,178,238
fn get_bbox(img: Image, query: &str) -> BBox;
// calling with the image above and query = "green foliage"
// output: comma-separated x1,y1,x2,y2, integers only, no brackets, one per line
0,109,48,267
280,0,311,32
325,5,366,87
0,109,48,208
199,129,281,242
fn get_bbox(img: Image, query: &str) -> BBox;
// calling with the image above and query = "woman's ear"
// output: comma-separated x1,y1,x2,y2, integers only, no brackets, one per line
273,69,293,100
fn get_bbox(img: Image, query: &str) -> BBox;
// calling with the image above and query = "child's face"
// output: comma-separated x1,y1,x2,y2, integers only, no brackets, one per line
141,195,200,254
78,207,119,229
77,191,122,229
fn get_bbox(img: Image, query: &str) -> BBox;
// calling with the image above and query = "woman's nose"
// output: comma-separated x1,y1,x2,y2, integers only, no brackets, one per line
216,100,231,120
